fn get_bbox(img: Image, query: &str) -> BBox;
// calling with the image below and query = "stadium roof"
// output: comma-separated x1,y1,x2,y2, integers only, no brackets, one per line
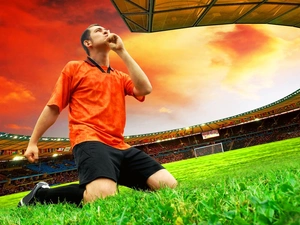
1,88,299,161
111,0,300,32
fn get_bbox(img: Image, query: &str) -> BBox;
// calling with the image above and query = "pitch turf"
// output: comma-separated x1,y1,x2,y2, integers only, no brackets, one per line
0,137,299,224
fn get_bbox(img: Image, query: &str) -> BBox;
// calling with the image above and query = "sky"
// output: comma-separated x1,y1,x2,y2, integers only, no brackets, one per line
1,0,300,138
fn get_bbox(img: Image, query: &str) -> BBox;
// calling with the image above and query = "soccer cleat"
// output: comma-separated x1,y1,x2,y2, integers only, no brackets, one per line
17,181,50,207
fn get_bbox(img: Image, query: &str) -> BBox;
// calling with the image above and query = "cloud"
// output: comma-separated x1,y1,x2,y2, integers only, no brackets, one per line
208,25,286,98
0,76,38,135
159,107,172,114
0,76,35,104
2,0,118,25
5,124,32,131
211,25,272,57
210,57,229,67
113,28,218,109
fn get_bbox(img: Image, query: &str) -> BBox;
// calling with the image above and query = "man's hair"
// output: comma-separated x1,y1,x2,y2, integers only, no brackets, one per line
81,24,99,55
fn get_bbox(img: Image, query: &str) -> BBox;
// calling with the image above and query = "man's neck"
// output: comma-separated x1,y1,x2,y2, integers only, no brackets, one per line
89,52,110,67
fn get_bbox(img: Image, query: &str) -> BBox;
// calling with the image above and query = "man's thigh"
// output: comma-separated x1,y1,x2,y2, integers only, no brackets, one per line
73,141,123,187
118,147,164,190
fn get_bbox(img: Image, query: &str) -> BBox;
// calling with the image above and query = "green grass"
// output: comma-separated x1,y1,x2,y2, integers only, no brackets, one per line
0,137,299,224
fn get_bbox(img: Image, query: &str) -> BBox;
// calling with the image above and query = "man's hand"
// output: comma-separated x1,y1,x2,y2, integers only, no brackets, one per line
24,145,39,163
105,33,124,52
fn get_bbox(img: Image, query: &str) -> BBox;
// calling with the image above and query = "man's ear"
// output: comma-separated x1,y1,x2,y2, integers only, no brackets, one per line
84,40,92,48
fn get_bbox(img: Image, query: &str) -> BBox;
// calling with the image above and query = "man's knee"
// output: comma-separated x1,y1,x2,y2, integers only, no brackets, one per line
147,169,177,190
84,178,117,203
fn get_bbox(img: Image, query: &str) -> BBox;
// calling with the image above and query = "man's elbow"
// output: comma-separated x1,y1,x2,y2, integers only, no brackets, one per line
143,85,152,95
136,85,152,96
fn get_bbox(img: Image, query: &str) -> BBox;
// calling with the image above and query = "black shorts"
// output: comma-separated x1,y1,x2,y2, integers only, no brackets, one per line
72,141,164,190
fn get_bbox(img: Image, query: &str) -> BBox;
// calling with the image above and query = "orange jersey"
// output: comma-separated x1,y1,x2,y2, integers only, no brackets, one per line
47,59,145,149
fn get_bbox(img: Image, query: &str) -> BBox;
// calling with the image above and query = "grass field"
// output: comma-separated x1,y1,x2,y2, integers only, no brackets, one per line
0,137,299,224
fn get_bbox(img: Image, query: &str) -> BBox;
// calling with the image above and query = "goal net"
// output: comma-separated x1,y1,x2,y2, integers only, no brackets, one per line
193,143,224,158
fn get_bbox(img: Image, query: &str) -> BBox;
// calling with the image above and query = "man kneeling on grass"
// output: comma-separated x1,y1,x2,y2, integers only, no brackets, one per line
18,24,177,207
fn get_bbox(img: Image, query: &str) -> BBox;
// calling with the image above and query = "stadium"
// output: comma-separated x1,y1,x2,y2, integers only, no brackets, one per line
1,87,300,195
1,0,300,224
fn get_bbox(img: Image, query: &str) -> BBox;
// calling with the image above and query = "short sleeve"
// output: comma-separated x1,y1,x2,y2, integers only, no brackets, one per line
47,62,75,112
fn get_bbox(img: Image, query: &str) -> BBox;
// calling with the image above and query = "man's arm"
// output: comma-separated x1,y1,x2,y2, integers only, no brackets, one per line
117,49,152,96
106,33,152,96
24,105,60,163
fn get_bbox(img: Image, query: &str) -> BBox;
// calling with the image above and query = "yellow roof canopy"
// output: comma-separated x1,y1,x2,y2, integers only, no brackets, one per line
110,0,300,32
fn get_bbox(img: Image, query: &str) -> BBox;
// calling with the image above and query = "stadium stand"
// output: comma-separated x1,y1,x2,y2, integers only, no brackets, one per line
0,109,299,196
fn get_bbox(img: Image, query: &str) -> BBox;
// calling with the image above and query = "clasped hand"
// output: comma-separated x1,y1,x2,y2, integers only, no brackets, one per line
105,33,125,52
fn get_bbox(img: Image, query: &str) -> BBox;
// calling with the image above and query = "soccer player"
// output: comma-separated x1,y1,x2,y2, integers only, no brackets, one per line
18,24,177,207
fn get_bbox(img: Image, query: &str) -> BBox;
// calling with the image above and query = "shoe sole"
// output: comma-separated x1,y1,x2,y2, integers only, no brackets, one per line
18,182,50,207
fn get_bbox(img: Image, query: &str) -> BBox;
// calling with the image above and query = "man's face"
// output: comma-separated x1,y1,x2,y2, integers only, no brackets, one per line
88,25,110,47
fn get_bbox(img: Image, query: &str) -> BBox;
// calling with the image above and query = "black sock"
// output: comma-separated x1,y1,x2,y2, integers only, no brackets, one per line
35,184,85,207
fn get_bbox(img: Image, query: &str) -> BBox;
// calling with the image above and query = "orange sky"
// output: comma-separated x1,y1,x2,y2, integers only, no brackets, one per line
1,0,300,137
